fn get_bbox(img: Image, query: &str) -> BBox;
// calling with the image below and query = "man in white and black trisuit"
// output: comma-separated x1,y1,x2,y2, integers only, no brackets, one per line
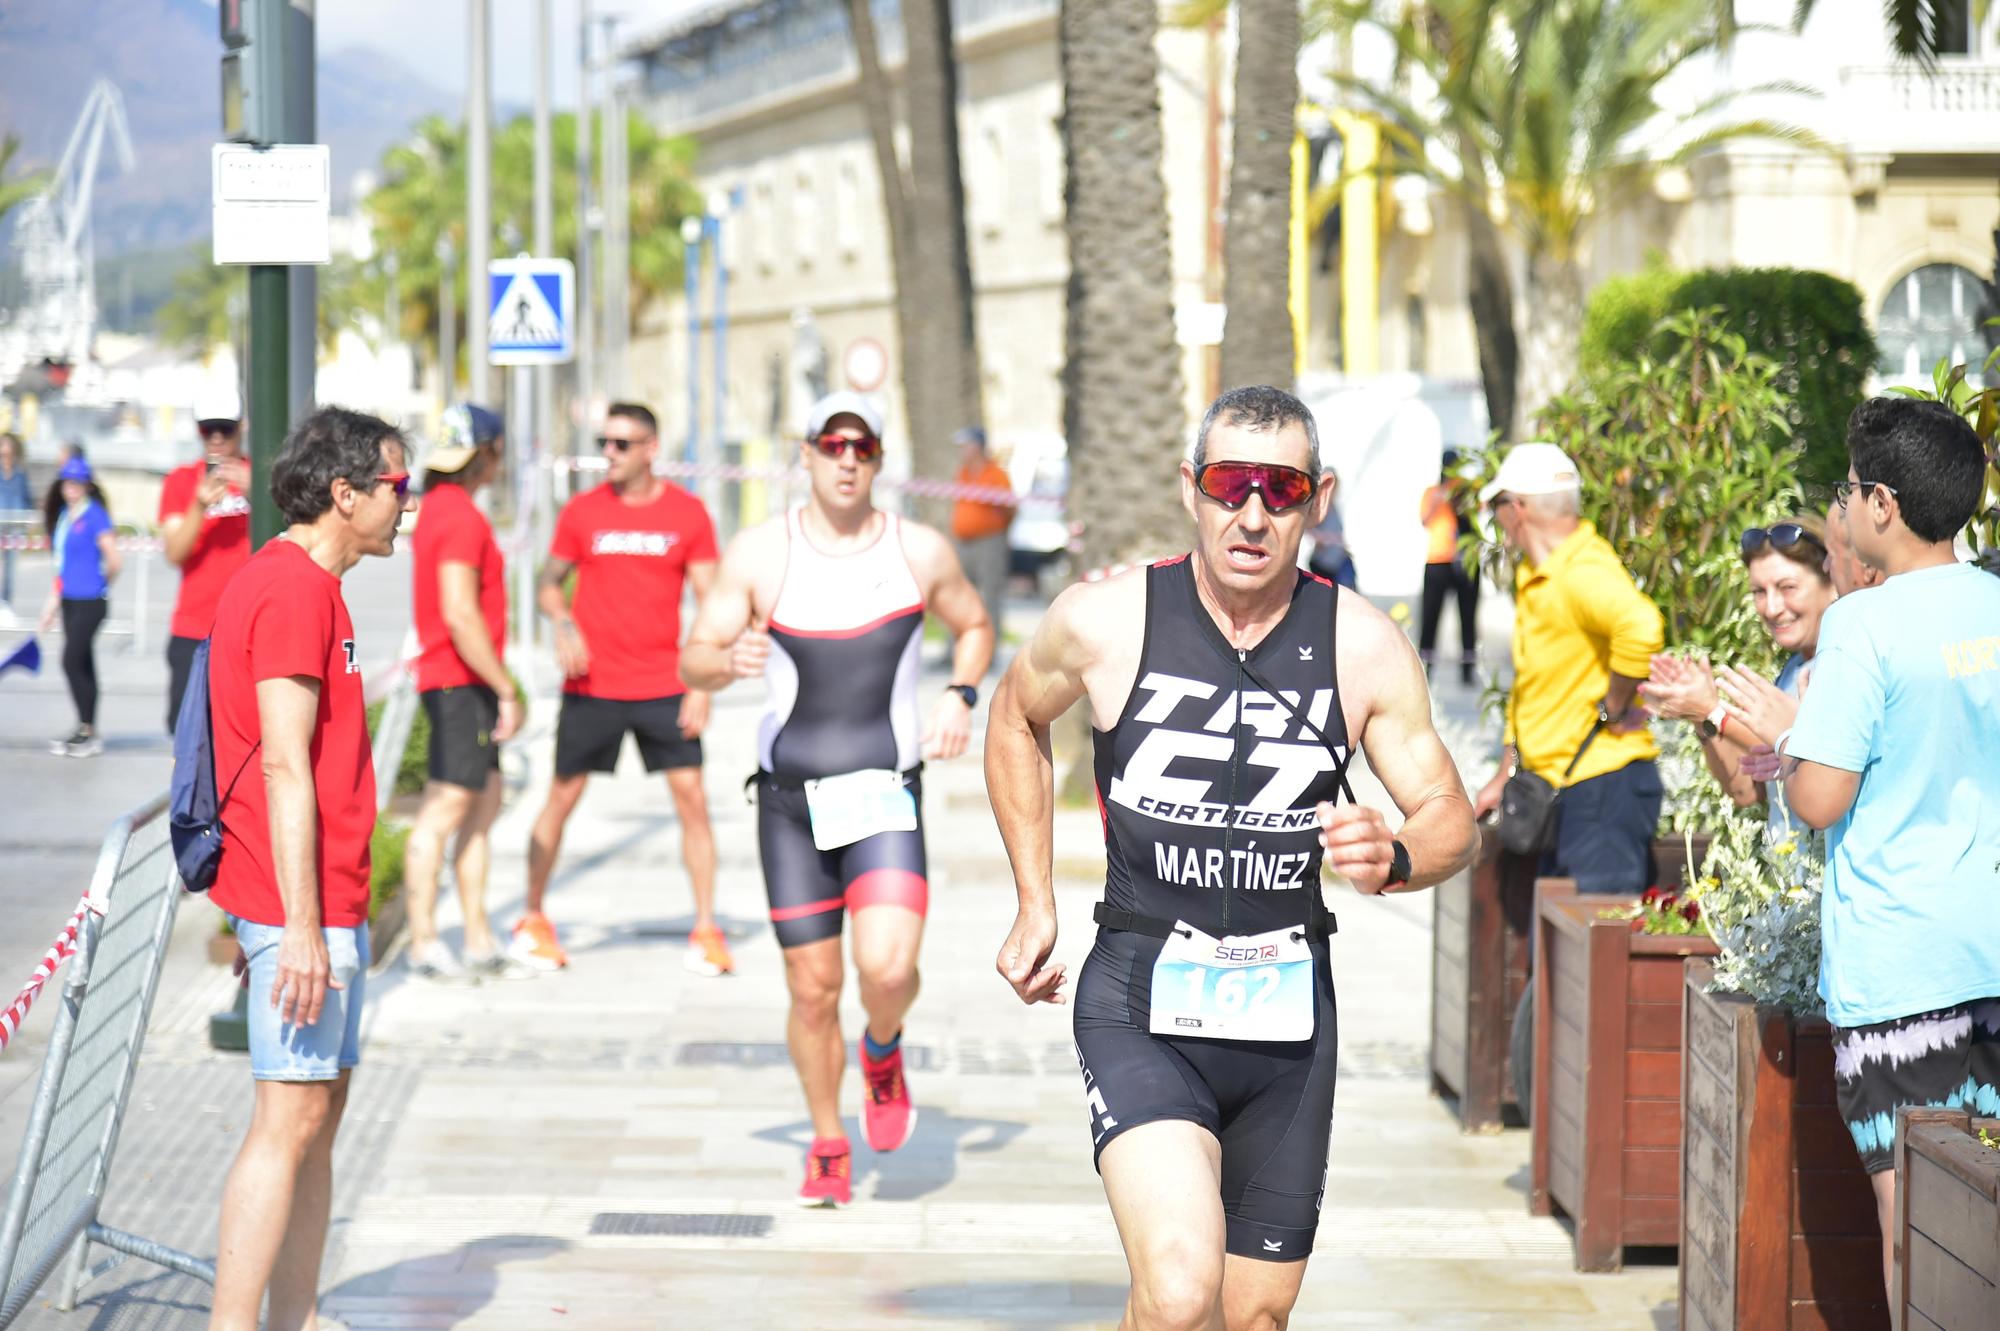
986,385,1478,1330
682,391,995,1208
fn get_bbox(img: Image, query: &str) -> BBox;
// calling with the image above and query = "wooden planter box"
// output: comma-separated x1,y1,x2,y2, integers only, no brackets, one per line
1679,961,1887,1331
1894,1106,2000,1330
1430,829,1711,1134
1531,892,1720,1270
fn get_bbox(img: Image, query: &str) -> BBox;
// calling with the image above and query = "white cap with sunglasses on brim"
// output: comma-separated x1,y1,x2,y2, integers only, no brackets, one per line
805,390,884,441
1478,442,1581,506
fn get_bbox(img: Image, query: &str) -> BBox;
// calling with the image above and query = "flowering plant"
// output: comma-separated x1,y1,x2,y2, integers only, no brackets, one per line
1689,807,1825,1017
1601,884,1705,936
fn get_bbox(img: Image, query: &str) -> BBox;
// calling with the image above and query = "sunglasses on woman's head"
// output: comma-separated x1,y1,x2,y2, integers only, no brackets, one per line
1740,522,1823,555
810,432,883,462
1192,461,1318,512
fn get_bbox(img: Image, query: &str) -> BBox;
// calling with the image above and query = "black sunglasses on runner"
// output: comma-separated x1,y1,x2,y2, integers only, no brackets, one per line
1192,461,1318,513
1740,522,1823,555
809,431,884,462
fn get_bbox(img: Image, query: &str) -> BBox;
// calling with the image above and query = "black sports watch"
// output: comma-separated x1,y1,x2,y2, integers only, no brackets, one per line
1386,839,1412,889
945,683,978,709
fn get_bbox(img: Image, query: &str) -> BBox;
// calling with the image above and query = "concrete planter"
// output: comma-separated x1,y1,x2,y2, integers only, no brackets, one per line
1530,892,1719,1270
1678,960,1887,1330
1893,1106,2000,1330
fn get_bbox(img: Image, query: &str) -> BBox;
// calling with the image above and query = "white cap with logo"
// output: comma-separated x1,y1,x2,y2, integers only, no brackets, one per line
804,390,884,440
1478,442,1581,506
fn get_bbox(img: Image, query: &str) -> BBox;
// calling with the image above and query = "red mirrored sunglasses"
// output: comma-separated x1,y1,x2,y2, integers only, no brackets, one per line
1193,461,1317,512
809,431,883,462
377,471,411,502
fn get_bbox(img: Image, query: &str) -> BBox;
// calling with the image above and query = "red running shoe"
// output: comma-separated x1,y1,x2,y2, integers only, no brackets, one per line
860,1037,917,1153
798,1137,852,1208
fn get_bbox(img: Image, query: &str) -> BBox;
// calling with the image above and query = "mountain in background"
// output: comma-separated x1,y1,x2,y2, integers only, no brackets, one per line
0,0,457,259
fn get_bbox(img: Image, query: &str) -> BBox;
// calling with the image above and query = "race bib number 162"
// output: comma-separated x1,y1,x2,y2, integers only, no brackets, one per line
1148,922,1314,1042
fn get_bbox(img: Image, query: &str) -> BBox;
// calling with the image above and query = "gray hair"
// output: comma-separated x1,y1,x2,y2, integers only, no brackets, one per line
1525,489,1581,519
1192,385,1322,479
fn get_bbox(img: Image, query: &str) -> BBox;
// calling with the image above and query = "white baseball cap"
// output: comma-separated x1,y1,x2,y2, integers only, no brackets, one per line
1479,442,1581,505
804,390,884,439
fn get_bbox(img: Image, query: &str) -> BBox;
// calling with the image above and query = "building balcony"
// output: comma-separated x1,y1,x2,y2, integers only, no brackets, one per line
1839,60,2000,154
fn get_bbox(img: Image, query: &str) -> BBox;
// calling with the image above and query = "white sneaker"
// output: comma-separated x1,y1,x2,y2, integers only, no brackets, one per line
409,941,476,985
465,948,537,980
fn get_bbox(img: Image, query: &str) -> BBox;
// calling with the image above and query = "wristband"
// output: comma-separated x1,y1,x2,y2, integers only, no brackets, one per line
1774,727,1794,757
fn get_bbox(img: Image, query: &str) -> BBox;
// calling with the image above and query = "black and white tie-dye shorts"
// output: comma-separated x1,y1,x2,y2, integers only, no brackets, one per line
1831,997,2000,1173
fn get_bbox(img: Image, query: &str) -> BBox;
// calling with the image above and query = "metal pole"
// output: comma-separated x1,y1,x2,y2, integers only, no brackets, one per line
436,237,456,408
709,213,726,515
466,0,492,404
248,265,289,547
512,363,536,691
285,0,317,423
683,221,701,464
575,0,595,456
603,72,629,399
532,0,554,472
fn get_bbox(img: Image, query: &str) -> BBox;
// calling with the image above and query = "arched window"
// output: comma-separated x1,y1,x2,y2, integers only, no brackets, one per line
1876,263,1992,385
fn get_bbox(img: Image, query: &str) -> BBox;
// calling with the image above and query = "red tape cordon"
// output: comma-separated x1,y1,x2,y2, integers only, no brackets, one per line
0,896,104,1055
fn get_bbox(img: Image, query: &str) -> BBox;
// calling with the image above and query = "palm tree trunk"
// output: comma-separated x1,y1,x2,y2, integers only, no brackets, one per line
1218,0,1298,391
901,0,985,462
1063,0,1190,575
1519,249,1584,430
1457,151,1519,443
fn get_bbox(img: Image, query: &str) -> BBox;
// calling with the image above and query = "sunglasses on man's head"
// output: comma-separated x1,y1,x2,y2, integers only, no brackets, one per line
377,471,411,502
1192,461,1318,513
809,431,883,462
1740,522,1824,555
596,435,648,453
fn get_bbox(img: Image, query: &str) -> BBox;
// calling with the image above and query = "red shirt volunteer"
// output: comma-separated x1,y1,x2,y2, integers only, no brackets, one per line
208,539,377,928
158,461,252,638
549,481,717,700
411,482,506,691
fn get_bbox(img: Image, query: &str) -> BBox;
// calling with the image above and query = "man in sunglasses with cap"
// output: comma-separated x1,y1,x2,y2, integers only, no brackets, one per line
160,390,252,731
986,384,1477,1329
517,402,733,979
682,389,993,1207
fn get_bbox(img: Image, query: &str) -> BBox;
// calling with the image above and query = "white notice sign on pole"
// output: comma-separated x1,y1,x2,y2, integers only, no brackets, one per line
211,143,331,266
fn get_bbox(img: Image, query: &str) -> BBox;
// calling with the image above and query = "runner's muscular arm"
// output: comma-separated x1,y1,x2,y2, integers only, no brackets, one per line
680,529,771,692
258,674,340,1028
903,522,995,759
1323,600,1478,894
676,560,719,736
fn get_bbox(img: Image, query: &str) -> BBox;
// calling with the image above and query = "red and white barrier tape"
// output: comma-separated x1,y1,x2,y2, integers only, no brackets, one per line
0,895,104,1055
0,535,164,554
551,456,1043,510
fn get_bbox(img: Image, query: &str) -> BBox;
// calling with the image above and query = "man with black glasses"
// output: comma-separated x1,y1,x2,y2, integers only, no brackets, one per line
682,390,993,1208
1778,397,2000,1299
514,402,732,979
985,384,1477,1329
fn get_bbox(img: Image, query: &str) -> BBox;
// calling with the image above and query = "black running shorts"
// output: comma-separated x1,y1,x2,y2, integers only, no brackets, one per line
1072,928,1339,1263
421,685,501,790
1832,997,2000,1173
755,773,928,950
555,694,703,776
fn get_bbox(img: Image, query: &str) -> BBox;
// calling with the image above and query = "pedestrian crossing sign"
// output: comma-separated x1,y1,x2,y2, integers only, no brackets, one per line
487,257,575,365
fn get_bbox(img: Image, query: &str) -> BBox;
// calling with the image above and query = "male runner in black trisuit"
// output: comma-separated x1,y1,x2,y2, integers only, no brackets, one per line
986,385,1477,1330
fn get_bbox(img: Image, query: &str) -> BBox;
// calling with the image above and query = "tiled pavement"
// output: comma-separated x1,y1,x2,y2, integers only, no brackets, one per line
4,645,1680,1329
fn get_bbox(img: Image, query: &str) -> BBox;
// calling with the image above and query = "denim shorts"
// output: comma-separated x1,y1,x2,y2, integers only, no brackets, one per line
235,920,369,1081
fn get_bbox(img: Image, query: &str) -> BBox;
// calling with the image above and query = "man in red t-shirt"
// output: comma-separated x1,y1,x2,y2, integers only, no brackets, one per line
206,406,412,1331
403,404,527,984
159,396,252,731
515,402,731,977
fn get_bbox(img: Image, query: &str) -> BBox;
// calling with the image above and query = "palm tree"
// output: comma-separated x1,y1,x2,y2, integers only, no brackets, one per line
843,0,984,501
1220,0,1302,390
0,135,48,229
1325,0,1818,425
1793,0,1992,63
1063,0,1191,574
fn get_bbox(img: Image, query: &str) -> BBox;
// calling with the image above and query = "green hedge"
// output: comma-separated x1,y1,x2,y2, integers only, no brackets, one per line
1580,266,1876,491
364,696,430,798
369,820,410,923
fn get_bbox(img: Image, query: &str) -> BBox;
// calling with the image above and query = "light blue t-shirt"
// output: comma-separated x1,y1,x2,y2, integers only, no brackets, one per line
1766,652,1806,845
1788,562,2000,1027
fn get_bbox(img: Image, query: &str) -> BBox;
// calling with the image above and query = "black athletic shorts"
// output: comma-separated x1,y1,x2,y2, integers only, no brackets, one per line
1073,927,1339,1263
1832,997,2000,1173
421,685,501,790
555,694,703,776
755,773,928,950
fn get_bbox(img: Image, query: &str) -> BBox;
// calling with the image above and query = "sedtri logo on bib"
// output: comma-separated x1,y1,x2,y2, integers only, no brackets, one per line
1148,921,1316,1041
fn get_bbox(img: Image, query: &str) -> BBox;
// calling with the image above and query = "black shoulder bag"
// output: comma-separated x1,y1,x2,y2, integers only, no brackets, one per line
1495,719,1603,857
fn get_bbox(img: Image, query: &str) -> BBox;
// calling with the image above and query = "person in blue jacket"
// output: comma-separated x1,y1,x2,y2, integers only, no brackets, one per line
38,455,120,756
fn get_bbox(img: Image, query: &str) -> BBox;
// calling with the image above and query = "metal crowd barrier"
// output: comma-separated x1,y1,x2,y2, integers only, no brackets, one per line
0,796,211,1327
0,516,157,654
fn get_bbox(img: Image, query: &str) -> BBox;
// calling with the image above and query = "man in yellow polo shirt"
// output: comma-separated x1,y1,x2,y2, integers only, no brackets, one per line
1470,443,1664,894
